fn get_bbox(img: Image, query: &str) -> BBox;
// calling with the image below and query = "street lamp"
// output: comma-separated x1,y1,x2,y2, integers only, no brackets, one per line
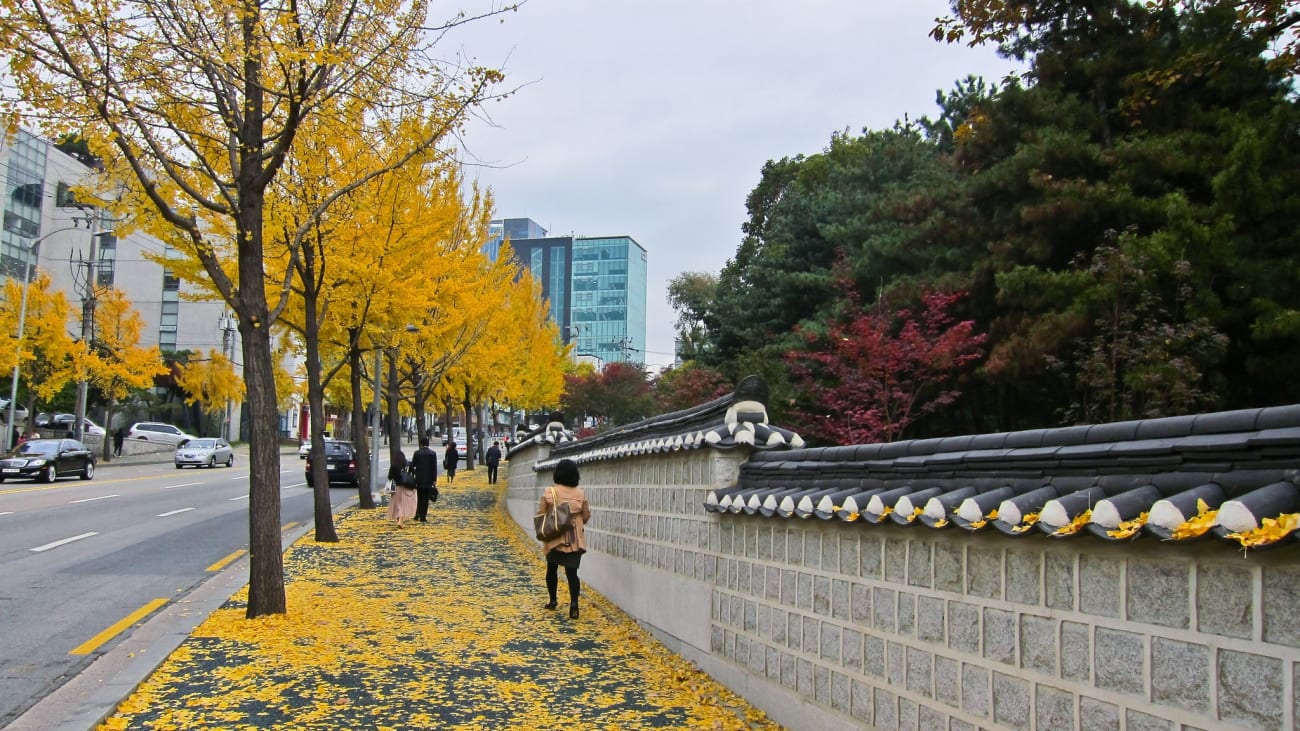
218,312,237,441
6,222,99,450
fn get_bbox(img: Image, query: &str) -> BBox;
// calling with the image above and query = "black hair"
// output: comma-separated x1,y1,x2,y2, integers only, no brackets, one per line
419,437,429,447
553,458,580,487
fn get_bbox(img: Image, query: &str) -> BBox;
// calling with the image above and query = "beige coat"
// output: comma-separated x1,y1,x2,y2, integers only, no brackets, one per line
538,484,591,554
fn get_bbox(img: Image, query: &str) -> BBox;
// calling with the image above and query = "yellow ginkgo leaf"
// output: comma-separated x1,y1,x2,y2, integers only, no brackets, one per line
1226,513,1300,548
1011,511,1040,533
1053,509,1093,536
1169,499,1217,540
1106,511,1149,540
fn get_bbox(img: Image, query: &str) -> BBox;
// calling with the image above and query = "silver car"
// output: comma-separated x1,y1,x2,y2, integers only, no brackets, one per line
175,438,234,468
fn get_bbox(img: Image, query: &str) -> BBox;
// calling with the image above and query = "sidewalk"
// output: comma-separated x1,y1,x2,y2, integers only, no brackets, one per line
39,470,782,730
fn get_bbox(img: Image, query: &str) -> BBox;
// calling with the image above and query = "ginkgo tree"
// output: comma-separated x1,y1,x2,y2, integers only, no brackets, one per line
1,0,513,617
0,273,77,437
84,288,169,461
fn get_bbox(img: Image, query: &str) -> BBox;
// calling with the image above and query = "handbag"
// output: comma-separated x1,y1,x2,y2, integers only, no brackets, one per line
396,466,417,489
534,486,574,541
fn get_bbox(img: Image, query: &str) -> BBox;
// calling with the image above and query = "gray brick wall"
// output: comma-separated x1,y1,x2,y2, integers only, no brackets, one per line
509,445,1300,731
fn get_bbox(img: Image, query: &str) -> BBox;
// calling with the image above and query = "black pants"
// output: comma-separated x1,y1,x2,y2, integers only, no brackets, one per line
414,486,435,521
545,549,583,605
486,463,499,483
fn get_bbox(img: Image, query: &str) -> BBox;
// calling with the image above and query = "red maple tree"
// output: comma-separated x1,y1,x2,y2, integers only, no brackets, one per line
786,289,986,445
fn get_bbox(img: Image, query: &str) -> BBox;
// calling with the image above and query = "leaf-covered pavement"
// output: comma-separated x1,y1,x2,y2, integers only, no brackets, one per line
97,472,783,730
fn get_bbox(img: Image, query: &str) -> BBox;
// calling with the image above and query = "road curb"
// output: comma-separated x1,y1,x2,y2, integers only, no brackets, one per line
5,515,318,731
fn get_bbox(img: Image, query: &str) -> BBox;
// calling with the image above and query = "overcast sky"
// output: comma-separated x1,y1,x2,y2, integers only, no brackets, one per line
449,1,1022,371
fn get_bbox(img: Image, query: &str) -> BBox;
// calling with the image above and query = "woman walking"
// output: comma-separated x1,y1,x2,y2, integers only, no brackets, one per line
443,440,459,483
538,459,592,618
385,449,417,528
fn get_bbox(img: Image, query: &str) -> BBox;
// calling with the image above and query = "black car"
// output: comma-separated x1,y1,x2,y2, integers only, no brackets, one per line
305,440,358,488
0,438,96,483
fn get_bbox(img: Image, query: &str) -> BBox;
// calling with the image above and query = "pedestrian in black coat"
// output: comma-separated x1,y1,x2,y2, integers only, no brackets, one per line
411,436,439,521
443,441,459,483
485,441,502,484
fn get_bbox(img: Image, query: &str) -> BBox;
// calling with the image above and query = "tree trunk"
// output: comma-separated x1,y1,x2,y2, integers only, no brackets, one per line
304,294,338,541
461,383,475,470
349,342,375,506
386,349,402,461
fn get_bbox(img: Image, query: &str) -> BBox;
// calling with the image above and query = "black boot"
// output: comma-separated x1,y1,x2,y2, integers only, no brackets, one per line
569,603,579,619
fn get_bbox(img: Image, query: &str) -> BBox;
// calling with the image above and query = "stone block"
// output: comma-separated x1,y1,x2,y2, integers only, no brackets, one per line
861,534,883,579
909,539,934,588
934,542,965,594
935,654,959,707
1196,562,1252,639
898,697,917,729
771,526,787,563
780,652,797,689
949,720,975,731
820,622,842,664
815,665,830,706
843,628,863,671
948,600,981,655
1035,685,1074,731
744,599,757,633
1094,627,1145,696
831,670,851,713
886,536,908,583
813,575,831,616
788,613,802,651
1005,548,1042,606
1150,637,1208,712
866,634,886,678
832,579,850,621
907,646,934,697
1061,620,1091,682
961,662,989,718
772,607,788,644
1262,564,1300,648
780,568,796,607
765,646,781,682
874,587,897,632
735,635,749,667
764,565,781,603
874,689,899,731
710,625,724,653
898,592,916,636
802,617,819,657
982,607,1017,665
967,546,1003,599
1080,696,1119,731
918,704,946,731
840,534,860,575
917,594,946,644
805,532,822,569
797,657,814,698
1125,709,1173,731
1217,649,1282,730
788,530,803,565
796,571,812,610
851,679,874,724
852,581,872,624
822,530,840,572
1079,554,1121,618
992,671,1030,729
888,640,905,687
1019,613,1057,675
1126,559,1189,629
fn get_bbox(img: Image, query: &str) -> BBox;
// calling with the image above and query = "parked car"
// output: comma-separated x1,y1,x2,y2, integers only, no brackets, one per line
304,440,358,488
0,438,96,483
298,440,311,459
0,399,29,424
127,422,195,447
46,414,105,436
175,438,234,469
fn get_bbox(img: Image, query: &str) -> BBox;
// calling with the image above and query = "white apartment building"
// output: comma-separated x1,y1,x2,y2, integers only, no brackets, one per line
1,128,264,440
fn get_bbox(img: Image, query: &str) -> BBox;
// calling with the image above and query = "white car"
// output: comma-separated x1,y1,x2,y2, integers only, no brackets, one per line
127,421,196,447
0,399,29,425
298,440,311,459
175,438,234,468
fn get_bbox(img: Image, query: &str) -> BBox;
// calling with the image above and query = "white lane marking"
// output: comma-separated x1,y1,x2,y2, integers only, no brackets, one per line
158,508,196,517
229,494,249,501
163,483,201,490
31,532,98,552
230,476,245,481
70,495,119,504
0,511,12,516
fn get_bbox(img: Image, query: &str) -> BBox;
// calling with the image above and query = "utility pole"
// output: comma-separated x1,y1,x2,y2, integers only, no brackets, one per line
72,208,100,442
219,312,238,441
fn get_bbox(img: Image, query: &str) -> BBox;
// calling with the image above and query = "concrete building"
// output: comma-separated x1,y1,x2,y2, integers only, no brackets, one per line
491,217,648,367
1,129,256,439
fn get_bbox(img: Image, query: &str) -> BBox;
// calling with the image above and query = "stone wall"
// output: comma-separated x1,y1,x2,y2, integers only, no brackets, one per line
505,436,1298,731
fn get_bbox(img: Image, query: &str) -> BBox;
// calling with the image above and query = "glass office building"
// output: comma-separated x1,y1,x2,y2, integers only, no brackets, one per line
502,220,648,367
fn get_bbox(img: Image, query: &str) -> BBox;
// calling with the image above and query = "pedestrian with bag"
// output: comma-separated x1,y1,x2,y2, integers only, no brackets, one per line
411,436,439,522
443,440,459,483
537,458,591,619
385,449,417,529
485,440,502,484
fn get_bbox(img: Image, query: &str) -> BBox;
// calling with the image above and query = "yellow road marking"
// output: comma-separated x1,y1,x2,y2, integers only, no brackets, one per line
207,549,246,572
69,598,168,656
281,521,298,532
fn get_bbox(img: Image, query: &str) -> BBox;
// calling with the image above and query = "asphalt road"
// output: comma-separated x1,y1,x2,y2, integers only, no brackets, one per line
0,449,366,727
